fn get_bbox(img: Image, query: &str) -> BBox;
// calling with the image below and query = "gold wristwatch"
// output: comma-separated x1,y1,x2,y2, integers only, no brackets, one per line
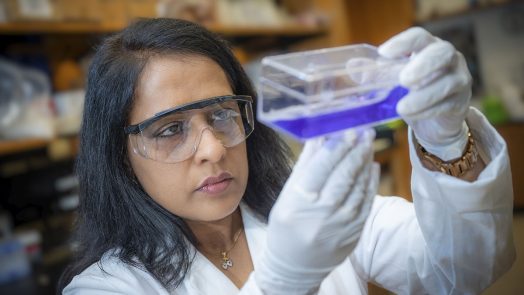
417,132,479,177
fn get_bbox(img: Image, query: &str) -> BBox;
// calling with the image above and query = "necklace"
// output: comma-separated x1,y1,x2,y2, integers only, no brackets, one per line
220,227,243,270
202,227,244,270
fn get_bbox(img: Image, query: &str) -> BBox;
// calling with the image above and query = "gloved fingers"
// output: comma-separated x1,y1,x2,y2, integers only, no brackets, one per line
336,158,373,218
276,137,325,207
400,41,456,87
316,161,371,243
289,137,324,177
318,131,374,207
337,163,379,247
297,131,359,198
397,60,471,118
378,27,438,59
401,89,471,121
356,162,380,221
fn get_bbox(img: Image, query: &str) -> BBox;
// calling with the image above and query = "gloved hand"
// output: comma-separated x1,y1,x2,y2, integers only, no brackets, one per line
378,27,472,160
254,129,380,294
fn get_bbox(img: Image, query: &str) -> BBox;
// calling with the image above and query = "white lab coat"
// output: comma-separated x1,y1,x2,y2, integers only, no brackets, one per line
63,108,515,295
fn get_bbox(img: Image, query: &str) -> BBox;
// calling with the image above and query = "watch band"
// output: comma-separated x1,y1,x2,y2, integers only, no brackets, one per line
417,132,479,177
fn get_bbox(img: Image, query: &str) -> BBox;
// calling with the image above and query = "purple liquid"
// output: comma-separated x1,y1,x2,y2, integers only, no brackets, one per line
271,86,409,140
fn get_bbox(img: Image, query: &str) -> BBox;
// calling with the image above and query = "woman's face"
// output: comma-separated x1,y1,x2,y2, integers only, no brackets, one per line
127,55,249,223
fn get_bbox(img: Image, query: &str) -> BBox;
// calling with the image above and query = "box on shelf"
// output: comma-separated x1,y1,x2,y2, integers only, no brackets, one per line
3,0,143,24
4,0,60,22
257,44,409,141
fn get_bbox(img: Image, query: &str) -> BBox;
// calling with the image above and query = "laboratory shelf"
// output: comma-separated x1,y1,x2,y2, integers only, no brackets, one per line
0,21,124,34
0,138,49,156
0,21,327,38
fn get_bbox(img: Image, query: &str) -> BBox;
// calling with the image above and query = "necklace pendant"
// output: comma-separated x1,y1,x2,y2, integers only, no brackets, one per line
222,258,233,269
221,252,233,270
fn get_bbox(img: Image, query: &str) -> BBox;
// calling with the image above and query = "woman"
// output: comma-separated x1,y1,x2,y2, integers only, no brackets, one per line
61,18,515,294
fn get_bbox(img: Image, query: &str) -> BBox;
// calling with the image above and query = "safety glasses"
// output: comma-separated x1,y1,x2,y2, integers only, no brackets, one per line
125,95,254,163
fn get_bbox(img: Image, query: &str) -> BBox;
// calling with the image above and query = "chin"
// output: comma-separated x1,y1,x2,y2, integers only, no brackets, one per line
198,197,242,222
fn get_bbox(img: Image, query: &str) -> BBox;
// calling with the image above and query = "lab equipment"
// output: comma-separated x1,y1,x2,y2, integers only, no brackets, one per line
0,58,55,140
0,59,23,129
257,44,409,140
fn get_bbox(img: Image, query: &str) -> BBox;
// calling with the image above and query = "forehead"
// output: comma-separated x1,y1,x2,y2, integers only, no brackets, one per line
130,54,233,123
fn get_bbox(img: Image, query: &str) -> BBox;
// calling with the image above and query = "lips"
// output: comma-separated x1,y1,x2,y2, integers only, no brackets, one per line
196,172,233,194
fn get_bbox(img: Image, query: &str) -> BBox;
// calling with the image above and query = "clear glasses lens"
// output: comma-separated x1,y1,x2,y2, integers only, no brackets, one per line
129,98,254,163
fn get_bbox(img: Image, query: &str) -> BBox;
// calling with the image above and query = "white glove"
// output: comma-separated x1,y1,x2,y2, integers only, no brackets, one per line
255,129,380,295
378,27,472,160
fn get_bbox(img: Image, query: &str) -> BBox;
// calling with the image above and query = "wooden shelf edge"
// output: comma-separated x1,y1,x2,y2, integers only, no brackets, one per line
207,24,328,37
0,21,124,34
0,136,79,157
0,21,327,37
0,138,49,156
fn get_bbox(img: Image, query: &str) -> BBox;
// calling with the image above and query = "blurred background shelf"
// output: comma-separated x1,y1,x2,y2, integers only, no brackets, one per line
0,138,49,156
0,21,124,34
0,137,78,158
207,23,327,37
0,21,328,37
415,0,519,23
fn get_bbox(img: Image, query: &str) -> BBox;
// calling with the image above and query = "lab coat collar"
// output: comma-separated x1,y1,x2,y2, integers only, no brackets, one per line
181,202,268,294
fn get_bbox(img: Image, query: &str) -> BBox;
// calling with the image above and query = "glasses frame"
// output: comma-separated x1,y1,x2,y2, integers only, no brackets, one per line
124,95,254,135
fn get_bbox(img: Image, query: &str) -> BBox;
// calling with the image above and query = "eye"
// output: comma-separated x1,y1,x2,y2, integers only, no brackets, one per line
156,121,185,138
212,108,239,121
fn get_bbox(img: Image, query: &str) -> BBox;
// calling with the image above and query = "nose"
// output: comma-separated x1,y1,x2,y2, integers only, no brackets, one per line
192,127,226,164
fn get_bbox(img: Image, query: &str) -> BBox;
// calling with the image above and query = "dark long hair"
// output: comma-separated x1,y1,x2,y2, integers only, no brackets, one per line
58,18,292,291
